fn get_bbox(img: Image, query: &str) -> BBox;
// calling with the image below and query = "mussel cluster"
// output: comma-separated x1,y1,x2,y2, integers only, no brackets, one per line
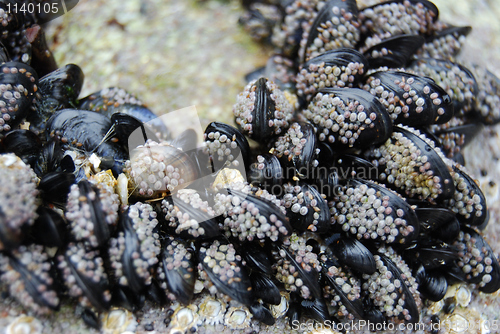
1,0,500,333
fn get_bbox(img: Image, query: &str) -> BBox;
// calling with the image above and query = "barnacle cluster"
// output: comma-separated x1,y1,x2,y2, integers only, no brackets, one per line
0,0,500,333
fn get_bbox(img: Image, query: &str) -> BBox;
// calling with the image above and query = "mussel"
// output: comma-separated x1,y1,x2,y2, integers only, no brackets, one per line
233,77,293,143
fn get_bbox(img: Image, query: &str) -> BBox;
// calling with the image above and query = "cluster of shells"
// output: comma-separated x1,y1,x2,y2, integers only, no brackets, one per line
1,0,500,333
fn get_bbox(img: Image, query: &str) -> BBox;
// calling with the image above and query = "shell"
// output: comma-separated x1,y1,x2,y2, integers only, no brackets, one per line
65,179,119,249
108,202,161,293
197,238,255,307
29,64,84,135
362,34,425,68
233,77,293,143
6,315,43,334
125,140,198,198
330,178,419,244
204,121,250,173
364,125,456,202
296,48,368,102
0,244,60,314
304,87,393,148
363,70,453,125
270,121,319,179
281,182,331,233
247,153,284,194
56,242,112,311
299,0,360,62
156,236,197,305
0,153,38,251
0,61,39,138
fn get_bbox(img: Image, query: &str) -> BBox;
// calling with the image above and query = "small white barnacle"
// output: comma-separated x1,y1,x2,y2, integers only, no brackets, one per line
6,315,43,334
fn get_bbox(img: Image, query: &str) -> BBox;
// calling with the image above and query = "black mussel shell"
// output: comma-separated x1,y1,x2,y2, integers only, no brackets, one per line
415,206,460,241
198,238,255,306
160,196,221,240
332,153,379,180
421,25,471,59
220,188,291,242
170,128,198,153
415,265,448,301
452,226,500,293
111,285,145,311
29,206,68,248
325,233,376,274
79,87,170,139
57,242,111,312
80,307,101,330
301,0,360,62
432,122,484,159
434,216,460,242
111,113,158,151
446,164,488,226
238,241,274,275
234,77,293,143
248,153,283,195
300,297,330,323
313,166,340,200
415,206,456,232
65,179,119,248
29,64,84,134
363,70,453,125
1,129,42,167
365,125,456,202
332,178,420,244
404,239,459,270
372,251,420,323
46,109,128,175
321,257,365,320
250,271,281,305
362,300,386,324
0,245,61,313
0,61,38,137
282,182,330,233
273,235,322,300
410,58,477,115
271,121,319,180
363,34,425,68
26,25,58,78
34,139,70,176
0,42,10,63
305,87,392,148
158,237,196,305
188,146,212,179
38,171,76,207
204,121,250,173
287,296,302,327
249,302,276,325
111,204,161,294
296,48,368,102
144,278,168,306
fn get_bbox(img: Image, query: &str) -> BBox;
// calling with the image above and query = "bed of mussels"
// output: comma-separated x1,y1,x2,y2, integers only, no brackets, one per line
1,0,500,333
